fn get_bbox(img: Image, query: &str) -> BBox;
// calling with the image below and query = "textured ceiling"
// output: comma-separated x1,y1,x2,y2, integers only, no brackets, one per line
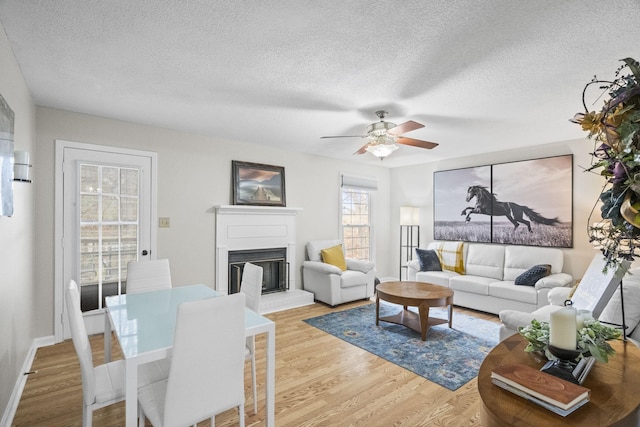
1,0,639,167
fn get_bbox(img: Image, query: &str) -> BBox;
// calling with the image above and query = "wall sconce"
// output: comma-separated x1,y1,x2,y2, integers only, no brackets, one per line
400,206,420,280
13,150,32,183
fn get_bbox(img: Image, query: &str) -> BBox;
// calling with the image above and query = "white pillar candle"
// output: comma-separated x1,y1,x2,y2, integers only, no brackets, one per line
549,307,577,350
576,313,585,330
576,309,592,330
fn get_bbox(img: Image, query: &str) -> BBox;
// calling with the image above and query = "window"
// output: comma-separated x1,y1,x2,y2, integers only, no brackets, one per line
340,174,377,261
79,163,140,311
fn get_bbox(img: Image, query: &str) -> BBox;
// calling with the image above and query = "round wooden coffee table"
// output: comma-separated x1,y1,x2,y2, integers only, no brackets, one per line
478,334,640,426
375,281,454,341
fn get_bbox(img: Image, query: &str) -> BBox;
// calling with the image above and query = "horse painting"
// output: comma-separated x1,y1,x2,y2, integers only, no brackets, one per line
461,185,559,232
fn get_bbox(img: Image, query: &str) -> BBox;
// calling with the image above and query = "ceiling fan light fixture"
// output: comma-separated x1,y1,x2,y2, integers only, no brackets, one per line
366,142,399,159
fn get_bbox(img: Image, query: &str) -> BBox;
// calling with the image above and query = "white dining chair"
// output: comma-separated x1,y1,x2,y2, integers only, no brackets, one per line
137,293,246,427
126,259,172,294
65,280,169,427
240,262,263,415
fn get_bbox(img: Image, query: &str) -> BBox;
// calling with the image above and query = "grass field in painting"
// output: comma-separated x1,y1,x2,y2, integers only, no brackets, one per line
434,221,572,247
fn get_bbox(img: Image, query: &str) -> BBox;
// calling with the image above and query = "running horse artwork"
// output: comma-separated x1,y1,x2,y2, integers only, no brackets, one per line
461,185,560,232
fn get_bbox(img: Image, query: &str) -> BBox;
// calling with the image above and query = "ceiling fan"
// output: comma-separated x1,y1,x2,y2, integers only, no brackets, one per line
321,110,439,159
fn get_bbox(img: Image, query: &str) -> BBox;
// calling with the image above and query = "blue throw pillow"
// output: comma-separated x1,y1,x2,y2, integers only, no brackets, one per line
515,264,551,286
415,248,442,272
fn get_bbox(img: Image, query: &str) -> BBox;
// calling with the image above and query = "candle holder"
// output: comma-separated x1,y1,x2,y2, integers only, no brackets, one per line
540,344,582,384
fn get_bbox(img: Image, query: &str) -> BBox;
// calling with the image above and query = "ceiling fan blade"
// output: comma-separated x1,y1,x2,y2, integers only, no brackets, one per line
354,142,371,155
320,135,367,139
387,120,424,136
397,137,439,149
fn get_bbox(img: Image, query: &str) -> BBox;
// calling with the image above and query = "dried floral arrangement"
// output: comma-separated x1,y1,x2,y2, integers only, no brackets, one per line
571,58,640,269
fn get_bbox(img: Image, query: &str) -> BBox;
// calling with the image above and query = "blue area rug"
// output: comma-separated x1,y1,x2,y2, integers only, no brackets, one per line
303,302,500,391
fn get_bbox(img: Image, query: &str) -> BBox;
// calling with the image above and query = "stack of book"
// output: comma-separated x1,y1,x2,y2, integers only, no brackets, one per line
491,364,591,416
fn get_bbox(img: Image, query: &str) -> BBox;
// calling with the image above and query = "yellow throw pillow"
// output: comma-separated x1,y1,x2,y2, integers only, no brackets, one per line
321,244,347,271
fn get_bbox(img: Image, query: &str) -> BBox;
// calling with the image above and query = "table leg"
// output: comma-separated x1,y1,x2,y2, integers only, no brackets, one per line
448,303,453,328
418,303,430,341
104,310,111,363
125,358,138,427
265,324,276,427
376,295,380,325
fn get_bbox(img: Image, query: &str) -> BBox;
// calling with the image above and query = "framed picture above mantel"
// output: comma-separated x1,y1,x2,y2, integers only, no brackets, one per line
231,160,286,207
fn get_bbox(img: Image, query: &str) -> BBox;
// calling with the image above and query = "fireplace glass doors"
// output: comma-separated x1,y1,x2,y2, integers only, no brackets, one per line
228,248,289,295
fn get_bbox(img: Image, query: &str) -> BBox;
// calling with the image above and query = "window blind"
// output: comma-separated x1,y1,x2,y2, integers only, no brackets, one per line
340,174,378,191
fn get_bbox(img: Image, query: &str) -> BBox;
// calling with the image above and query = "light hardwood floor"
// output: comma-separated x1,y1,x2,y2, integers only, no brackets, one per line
12,299,499,426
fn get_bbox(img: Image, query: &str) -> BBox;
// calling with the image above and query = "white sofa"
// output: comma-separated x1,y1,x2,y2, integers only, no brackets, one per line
407,241,574,315
302,240,376,307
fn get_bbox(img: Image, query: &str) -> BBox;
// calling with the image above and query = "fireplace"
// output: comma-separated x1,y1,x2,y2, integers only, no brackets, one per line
228,248,289,294
215,205,314,313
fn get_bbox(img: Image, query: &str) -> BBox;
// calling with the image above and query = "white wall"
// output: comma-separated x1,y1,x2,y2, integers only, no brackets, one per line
0,23,36,418
34,107,392,337
390,139,603,279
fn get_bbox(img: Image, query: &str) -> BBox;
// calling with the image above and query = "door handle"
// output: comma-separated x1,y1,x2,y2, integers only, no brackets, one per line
141,250,149,256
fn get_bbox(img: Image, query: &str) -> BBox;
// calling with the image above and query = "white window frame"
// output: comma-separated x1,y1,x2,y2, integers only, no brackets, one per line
340,173,377,262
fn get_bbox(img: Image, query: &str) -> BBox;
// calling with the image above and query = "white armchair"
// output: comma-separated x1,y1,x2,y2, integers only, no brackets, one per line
499,261,640,347
302,240,376,307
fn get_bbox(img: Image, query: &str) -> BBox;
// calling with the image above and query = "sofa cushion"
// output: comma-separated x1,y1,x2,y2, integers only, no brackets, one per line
415,248,442,271
489,281,539,304
340,270,368,288
321,244,347,271
515,264,551,286
415,270,457,287
306,240,341,262
449,275,492,295
503,246,564,280
465,244,505,280
432,241,465,274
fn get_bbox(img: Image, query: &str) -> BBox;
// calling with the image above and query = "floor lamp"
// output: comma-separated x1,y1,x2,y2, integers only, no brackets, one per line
400,206,420,280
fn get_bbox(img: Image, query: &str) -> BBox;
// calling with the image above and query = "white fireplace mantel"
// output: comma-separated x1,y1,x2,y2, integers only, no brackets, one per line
214,205,303,294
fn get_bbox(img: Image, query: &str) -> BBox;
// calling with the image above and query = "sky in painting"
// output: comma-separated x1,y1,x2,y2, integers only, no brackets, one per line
434,155,572,223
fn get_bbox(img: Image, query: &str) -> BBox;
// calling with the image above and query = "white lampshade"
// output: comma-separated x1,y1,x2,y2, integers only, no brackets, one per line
400,206,420,225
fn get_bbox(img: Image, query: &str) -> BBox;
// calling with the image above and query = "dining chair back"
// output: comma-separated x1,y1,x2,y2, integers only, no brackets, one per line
126,259,172,294
240,262,263,415
240,262,263,313
138,293,246,427
66,280,105,418
66,280,170,426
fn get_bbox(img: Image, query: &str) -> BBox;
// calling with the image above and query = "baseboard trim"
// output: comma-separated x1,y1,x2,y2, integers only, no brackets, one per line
0,335,55,427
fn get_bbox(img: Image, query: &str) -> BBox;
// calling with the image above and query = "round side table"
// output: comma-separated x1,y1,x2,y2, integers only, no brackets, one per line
478,334,640,426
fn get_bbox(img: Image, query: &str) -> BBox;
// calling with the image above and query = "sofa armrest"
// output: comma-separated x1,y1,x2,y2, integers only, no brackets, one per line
407,259,420,272
302,260,342,275
346,258,375,273
534,273,573,290
547,286,573,306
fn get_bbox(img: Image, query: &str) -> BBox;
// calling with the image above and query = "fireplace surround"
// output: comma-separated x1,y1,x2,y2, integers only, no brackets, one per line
215,205,314,313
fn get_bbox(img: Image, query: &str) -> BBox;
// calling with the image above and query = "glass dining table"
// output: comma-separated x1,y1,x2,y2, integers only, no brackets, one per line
104,284,275,427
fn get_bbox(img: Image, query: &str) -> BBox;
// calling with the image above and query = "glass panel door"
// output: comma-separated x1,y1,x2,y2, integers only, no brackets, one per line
78,164,140,311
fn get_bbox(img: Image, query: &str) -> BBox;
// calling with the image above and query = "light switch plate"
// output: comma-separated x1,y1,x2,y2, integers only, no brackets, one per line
159,217,170,228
